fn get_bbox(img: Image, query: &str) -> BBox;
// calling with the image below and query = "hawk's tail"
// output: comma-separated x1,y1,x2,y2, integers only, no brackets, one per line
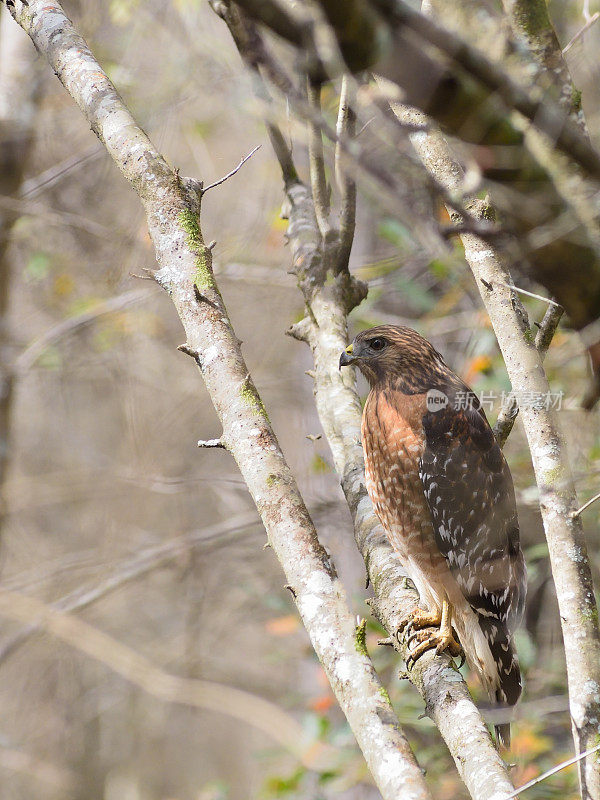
494,721,512,751
479,618,522,750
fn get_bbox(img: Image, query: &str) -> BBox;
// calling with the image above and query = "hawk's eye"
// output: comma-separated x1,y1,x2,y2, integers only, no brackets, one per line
370,337,387,352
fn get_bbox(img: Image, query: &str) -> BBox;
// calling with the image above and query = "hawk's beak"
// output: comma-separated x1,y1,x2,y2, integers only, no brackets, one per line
339,343,355,370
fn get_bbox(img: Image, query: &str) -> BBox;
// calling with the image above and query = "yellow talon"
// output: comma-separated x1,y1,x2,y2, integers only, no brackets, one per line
401,599,464,668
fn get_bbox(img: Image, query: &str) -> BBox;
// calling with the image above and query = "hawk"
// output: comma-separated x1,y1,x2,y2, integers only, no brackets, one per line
339,325,526,747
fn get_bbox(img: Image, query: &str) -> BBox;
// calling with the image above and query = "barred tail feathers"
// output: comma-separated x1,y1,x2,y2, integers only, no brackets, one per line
478,616,522,749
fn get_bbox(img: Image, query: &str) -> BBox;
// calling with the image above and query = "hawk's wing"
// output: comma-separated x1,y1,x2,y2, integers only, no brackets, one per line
419,389,526,715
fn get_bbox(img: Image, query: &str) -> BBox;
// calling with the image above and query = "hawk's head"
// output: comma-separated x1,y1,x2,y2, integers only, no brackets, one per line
339,325,450,391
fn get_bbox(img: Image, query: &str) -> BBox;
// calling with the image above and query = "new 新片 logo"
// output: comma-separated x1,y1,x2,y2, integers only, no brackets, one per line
426,389,449,412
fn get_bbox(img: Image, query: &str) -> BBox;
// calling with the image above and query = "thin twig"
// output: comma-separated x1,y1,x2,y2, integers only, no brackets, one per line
504,743,600,800
494,302,564,446
0,512,260,666
499,282,563,308
335,74,356,273
197,438,226,448
307,78,331,237
202,145,261,193
563,12,600,53
14,288,156,375
571,491,600,519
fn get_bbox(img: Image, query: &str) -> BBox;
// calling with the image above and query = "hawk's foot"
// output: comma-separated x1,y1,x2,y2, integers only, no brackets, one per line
400,599,465,669
405,627,464,668
397,607,443,640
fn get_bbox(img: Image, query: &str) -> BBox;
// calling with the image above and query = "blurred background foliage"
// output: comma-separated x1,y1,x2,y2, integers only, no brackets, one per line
1,0,600,798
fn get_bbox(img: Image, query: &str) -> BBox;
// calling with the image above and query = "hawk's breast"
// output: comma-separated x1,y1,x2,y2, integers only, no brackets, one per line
361,390,443,578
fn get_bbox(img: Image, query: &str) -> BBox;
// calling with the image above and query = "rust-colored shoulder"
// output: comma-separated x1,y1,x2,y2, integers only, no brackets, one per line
363,387,428,439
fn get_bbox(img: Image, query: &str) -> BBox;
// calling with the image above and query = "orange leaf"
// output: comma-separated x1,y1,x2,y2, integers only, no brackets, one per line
463,354,492,383
510,724,552,758
309,695,334,712
265,615,300,636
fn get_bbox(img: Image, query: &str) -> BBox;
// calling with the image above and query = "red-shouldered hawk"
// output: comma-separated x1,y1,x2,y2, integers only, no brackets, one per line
339,325,526,748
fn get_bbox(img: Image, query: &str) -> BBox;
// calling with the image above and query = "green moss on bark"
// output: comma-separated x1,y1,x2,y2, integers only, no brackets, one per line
354,618,368,656
240,376,270,422
178,208,215,291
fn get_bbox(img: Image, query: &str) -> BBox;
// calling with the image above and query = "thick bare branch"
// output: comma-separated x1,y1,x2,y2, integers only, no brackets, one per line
478,286,600,800
5,2,433,797
501,0,585,123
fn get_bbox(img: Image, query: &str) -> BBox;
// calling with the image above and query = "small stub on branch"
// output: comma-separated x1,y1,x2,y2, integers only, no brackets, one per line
197,438,226,449
177,343,200,361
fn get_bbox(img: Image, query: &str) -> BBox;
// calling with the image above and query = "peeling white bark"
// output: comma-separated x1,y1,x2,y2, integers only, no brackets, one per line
4,2,433,797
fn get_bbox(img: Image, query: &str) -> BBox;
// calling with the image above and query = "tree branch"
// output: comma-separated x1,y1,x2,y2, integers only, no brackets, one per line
334,75,357,273
307,79,332,237
0,6,42,511
5,2,433,796
201,144,261,193
501,0,587,125
0,588,334,769
14,287,156,375
563,12,600,55
0,511,260,665
493,302,563,446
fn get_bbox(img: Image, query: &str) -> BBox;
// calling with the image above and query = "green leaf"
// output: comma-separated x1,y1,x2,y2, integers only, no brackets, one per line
428,258,450,279
393,274,435,312
25,252,51,281
378,218,413,250
265,767,304,795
